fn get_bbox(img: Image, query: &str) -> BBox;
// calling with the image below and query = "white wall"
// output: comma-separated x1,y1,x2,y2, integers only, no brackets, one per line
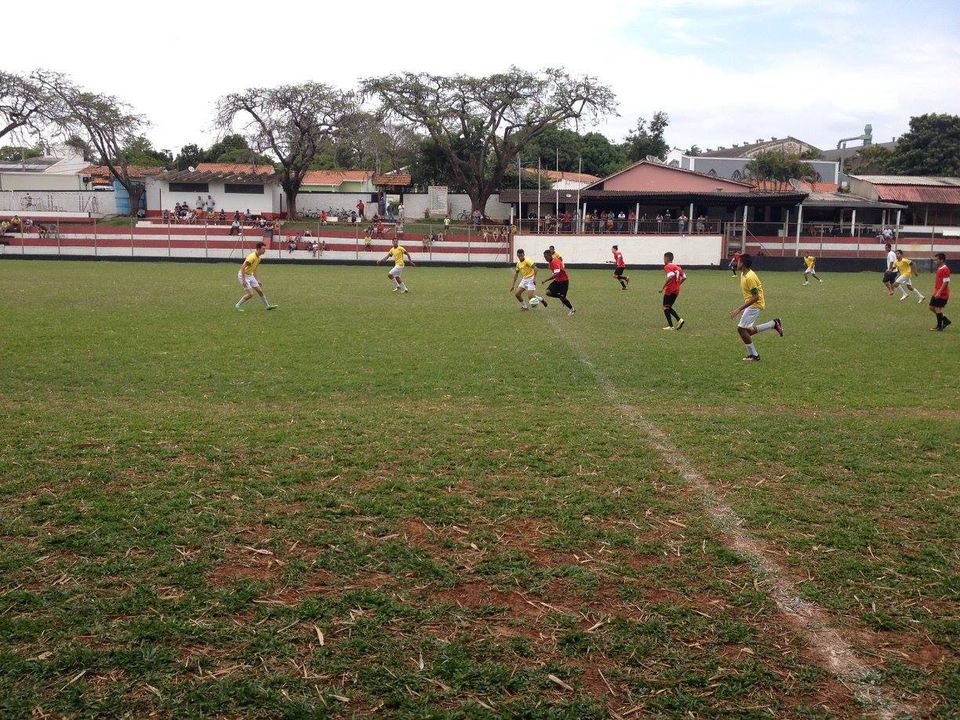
514,234,725,266
295,192,377,215
400,193,511,221
0,190,115,215
0,172,85,191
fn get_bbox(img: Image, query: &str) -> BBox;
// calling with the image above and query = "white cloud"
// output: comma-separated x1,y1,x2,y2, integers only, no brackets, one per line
1,0,957,155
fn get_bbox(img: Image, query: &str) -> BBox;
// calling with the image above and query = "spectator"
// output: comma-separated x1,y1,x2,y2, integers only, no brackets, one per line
206,194,215,213
696,215,706,233
656,213,663,232
364,232,373,250
357,199,365,219
196,195,203,210
617,210,626,233
678,213,688,234
320,210,328,225
234,210,242,223
320,240,327,256
218,209,226,223
229,218,241,235
244,209,252,221
397,202,404,220
350,210,358,224
395,222,404,239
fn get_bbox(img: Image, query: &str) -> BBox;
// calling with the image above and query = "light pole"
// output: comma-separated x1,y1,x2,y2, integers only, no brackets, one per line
837,124,873,180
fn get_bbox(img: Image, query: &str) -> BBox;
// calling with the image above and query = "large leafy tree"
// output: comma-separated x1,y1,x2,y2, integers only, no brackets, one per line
216,84,356,218
36,72,151,215
746,150,820,191
362,67,617,213
890,113,960,176
622,111,670,162
0,70,53,143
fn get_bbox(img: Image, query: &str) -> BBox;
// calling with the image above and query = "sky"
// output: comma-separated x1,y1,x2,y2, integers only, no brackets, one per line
2,0,959,158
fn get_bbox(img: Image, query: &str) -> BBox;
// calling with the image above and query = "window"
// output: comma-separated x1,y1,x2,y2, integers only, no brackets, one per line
224,184,265,194
169,182,209,193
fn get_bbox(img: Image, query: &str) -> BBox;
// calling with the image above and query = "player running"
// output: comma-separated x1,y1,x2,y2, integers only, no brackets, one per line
802,255,823,285
610,245,630,289
377,238,414,293
894,249,924,303
541,249,575,315
929,252,951,331
235,241,278,311
883,243,898,295
659,251,686,330
511,248,546,310
730,254,783,361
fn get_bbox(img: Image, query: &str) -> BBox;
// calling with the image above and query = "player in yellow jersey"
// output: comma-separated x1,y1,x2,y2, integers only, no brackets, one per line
730,254,782,361
510,248,546,310
235,241,278,311
802,255,822,285
377,238,414,292
894,249,924,302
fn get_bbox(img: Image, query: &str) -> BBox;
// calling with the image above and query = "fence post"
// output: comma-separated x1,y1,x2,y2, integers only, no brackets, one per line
57,220,61,256
93,218,97,257
204,222,208,259
131,219,135,257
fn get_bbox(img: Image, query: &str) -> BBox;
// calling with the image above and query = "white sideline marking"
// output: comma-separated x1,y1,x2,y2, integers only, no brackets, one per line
548,317,913,720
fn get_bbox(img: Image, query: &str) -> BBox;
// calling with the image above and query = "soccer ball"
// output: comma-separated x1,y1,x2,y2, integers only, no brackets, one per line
529,297,541,307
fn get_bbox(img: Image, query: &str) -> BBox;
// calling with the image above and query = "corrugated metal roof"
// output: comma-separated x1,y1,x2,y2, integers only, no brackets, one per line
874,185,960,205
852,175,960,186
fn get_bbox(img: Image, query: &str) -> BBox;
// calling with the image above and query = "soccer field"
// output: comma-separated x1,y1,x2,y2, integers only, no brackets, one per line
1,260,957,719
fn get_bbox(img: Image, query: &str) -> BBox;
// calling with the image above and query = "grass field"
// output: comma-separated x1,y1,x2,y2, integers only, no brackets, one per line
1,259,957,719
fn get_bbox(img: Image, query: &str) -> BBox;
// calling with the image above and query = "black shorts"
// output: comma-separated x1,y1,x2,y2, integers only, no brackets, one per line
547,280,569,297
882,270,898,283
930,296,948,308
614,266,625,277
662,293,678,307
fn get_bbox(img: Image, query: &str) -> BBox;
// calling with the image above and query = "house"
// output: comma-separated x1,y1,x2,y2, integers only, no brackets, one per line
299,170,376,194
145,167,282,217
681,154,839,185
847,175,960,230
696,136,821,158
501,160,805,228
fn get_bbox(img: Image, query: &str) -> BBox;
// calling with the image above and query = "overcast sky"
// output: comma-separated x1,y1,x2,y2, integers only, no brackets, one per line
3,0,959,158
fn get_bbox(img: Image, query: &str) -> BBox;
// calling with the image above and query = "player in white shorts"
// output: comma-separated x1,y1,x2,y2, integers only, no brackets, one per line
235,241,278,311
510,248,546,310
377,238,414,292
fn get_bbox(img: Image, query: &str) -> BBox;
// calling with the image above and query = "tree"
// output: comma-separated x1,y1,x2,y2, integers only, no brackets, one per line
122,135,171,167
0,144,45,162
622,111,670,162
362,67,617,213
216,83,356,218
0,71,51,144
36,72,150,215
580,132,628,178
845,144,894,175
175,143,205,170
745,150,819,191
890,113,960,176
685,145,703,157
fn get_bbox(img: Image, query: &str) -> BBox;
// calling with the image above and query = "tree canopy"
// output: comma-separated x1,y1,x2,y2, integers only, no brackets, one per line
216,83,356,218
746,150,820,191
362,67,617,213
890,113,960,176
622,112,670,162
35,72,150,214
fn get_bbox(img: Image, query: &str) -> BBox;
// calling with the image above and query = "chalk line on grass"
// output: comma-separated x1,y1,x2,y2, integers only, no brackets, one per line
548,317,912,720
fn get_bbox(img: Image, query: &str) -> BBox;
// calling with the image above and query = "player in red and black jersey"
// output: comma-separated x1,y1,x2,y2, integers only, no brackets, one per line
659,251,687,330
541,249,576,315
611,245,630,289
930,252,951,331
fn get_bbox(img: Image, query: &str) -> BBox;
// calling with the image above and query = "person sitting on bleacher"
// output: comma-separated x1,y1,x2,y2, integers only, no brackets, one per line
9,215,23,232
229,218,241,236
218,209,226,223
